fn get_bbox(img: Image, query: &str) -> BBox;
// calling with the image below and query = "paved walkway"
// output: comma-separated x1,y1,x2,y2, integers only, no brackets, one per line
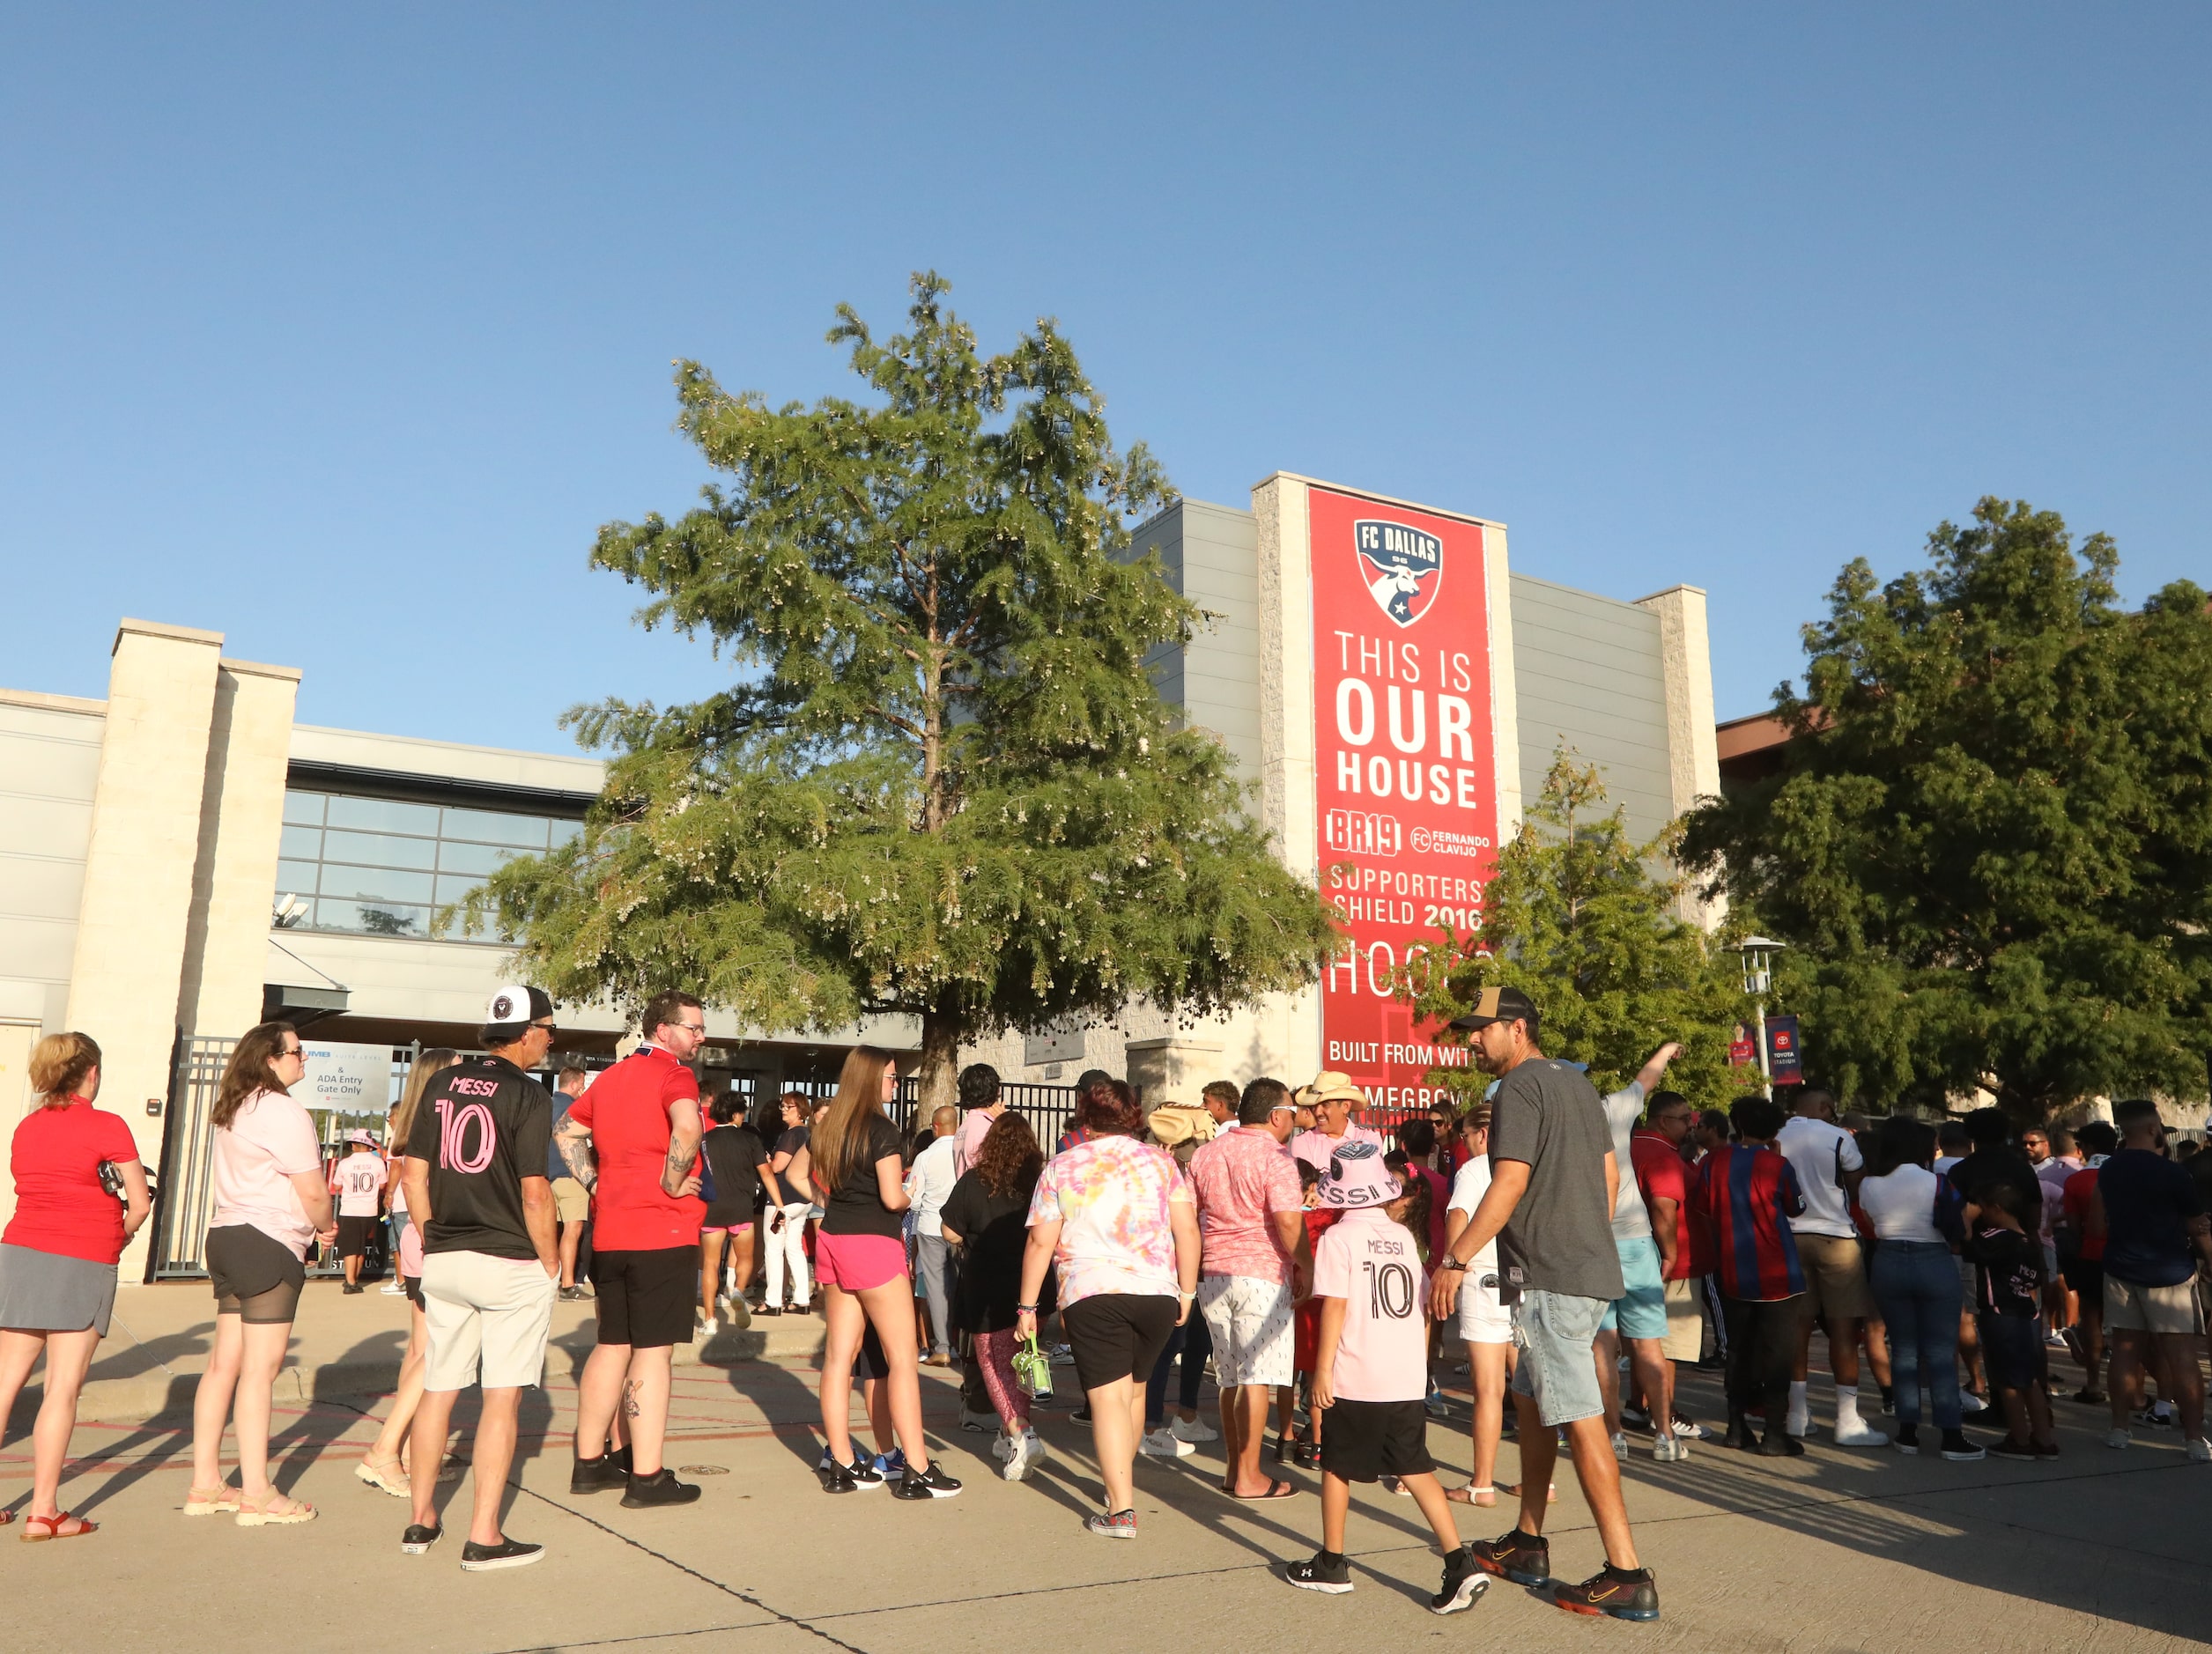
4,1281,2208,1652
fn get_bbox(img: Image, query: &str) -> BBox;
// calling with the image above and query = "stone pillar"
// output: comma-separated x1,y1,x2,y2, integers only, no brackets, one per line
1632,585,1723,927
65,619,224,1279
1483,523,1523,841
177,659,302,1039
1123,1036,1226,1105
0,989,42,1234
1251,474,1327,1092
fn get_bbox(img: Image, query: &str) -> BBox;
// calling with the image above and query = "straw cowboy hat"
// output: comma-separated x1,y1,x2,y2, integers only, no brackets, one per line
1305,1071,1370,1107
1146,1103,1217,1148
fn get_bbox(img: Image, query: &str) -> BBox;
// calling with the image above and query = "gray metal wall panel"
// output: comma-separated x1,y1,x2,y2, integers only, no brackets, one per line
1508,573,1677,844
1129,499,1264,781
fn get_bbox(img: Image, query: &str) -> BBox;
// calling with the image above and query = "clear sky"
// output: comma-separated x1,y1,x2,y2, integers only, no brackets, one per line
4,4,2205,750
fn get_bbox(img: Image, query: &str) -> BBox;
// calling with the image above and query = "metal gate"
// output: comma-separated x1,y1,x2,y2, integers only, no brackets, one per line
150,1037,238,1279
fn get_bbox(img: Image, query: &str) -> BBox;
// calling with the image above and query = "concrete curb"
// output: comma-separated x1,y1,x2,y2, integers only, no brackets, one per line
22,1312,830,1429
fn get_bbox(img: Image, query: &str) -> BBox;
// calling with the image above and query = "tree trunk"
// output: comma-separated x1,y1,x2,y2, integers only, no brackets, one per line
917,1005,964,1119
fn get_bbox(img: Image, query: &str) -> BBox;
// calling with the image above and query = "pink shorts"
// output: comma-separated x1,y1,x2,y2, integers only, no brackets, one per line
813,1231,908,1293
706,1222,753,1236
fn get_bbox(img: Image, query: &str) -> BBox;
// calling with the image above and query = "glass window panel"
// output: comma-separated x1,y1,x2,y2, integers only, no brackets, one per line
440,807,551,848
325,794,442,836
317,899,428,937
437,839,522,875
317,864,435,904
282,791,326,826
276,859,320,897
278,823,322,860
434,873,487,905
548,818,583,846
322,830,438,870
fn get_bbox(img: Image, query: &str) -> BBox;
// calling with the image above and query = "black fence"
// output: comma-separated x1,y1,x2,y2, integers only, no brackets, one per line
747,1074,1084,1152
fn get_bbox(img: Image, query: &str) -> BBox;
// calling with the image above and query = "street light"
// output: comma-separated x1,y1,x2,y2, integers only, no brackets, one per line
1734,936,1787,1098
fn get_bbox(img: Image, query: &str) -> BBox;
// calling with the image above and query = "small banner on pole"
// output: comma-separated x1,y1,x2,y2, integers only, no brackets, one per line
1728,1023,1757,1068
1764,1015,1804,1086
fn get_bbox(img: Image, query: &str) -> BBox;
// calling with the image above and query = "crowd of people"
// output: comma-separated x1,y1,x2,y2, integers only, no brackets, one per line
3,981,2208,1623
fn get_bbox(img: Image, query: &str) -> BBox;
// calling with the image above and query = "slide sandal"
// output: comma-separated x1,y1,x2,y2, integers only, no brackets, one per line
1230,1479,1301,1500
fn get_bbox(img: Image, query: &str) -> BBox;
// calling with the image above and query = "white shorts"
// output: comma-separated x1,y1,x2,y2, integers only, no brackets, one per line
1197,1274,1295,1388
1455,1266,1513,1346
422,1249,557,1392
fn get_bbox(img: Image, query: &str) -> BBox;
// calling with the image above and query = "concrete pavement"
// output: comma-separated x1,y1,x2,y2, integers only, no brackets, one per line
4,1280,2209,1652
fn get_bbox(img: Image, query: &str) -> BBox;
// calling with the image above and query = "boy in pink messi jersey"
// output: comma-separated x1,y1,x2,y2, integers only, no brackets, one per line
1284,1143,1487,1616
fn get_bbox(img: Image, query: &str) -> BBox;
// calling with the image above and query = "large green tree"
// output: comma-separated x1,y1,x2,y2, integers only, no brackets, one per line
1405,749,1749,1104
1681,497,2212,1119
461,273,1338,1105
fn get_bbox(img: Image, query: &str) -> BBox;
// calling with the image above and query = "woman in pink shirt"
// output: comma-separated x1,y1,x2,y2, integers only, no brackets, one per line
187,1023,334,1525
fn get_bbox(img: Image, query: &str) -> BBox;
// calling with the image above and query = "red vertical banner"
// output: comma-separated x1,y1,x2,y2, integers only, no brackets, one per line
1308,485,1498,1114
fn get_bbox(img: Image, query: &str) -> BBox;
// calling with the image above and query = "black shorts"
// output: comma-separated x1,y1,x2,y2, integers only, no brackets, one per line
1320,1397,1434,1484
403,1272,424,1310
1978,1312,2042,1392
205,1224,306,1325
1062,1292,1178,1392
336,1215,379,1259
859,1320,890,1382
2060,1256,2104,1301
589,1246,697,1348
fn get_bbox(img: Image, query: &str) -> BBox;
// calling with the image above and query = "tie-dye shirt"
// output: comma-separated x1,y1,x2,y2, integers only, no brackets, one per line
1025,1133,1192,1306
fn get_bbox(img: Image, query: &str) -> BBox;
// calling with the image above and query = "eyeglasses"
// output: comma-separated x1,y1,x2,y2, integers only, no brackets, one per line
677,1022,707,1034
533,1023,559,1036
278,1045,305,1059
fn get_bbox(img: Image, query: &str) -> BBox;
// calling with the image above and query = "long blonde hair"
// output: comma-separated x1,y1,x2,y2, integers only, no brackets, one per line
809,1046,895,1195
390,1047,460,1157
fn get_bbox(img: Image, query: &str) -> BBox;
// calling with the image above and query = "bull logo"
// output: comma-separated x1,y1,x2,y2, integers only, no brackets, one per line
1354,519,1443,629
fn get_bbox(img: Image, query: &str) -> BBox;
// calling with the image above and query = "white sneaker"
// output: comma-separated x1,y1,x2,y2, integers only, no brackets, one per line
1139,1427,1194,1458
1785,1410,1812,1438
1609,1431,1629,1458
1960,1392,1988,1414
2188,1437,2211,1464
2105,1427,2130,1451
380,1281,404,1296
1169,1414,1218,1444
1833,1420,1890,1448
699,1317,718,1339
1002,1430,1048,1481
990,1432,1015,1461
1671,1415,1707,1440
1652,1433,1688,1462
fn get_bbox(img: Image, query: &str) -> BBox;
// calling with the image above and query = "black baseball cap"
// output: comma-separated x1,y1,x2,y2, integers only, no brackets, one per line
1448,986,1539,1030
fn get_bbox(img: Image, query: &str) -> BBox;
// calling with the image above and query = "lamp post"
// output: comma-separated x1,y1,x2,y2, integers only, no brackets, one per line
1735,936,1787,1100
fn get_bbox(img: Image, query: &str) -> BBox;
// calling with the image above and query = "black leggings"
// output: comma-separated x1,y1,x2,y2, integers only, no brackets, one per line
1721,1293,1803,1423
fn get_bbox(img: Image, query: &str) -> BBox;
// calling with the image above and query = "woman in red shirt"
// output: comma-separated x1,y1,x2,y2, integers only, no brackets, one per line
0,1032,152,1540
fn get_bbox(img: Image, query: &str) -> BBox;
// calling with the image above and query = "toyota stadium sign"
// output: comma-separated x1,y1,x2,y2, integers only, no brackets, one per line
1308,484,1498,1112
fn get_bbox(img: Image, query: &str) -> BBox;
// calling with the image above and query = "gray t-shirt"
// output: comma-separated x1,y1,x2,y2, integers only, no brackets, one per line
1604,1081,1653,1241
1489,1058,1627,1301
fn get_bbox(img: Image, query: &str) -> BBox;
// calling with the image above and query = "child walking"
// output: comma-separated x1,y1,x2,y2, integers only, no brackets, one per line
1284,1146,1487,1615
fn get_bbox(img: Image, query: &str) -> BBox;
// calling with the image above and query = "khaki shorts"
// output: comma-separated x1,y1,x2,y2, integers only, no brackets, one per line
1662,1275,1704,1362
422,1249,557,1392
551,1177,590,1225
1795,1233,1873,1321
2104,1274,2207,1337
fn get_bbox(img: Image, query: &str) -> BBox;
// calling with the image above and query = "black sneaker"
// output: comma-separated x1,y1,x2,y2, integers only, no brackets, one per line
755,1303,782,1317
1431,1546,1490,1614
1286,1550,1353,1594
1722,1416,1757,1451
1469,1526,1550,1587
1986,1436,2038,1460
342,1281,364,1295
817,1458,859,1494
847,1453,885,1489
1072,1404,1091,1423
1618,1403,1652,1432
399,1523,441,1554
891,1464,963,1500
1757,1431,1805,1457
1940,1429,1986,1462
621,1468,701,1508
1555,1566,1659,1621
460,1537,544,1572
557,1285,588,1302
1893,1422,1920,1456
570,1451,627,1495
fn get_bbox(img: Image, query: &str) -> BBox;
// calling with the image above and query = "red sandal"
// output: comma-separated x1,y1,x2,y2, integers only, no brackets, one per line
20,1510,96,1542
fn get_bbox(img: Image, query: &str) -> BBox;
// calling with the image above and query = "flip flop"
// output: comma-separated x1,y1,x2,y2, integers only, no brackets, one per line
1229,1479,1301,1500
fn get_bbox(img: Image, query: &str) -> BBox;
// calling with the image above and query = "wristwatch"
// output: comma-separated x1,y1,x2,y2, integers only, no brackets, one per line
1436,1258,1468,1273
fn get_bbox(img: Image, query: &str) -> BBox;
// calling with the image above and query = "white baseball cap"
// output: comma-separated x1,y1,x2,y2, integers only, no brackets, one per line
483,985,553,1030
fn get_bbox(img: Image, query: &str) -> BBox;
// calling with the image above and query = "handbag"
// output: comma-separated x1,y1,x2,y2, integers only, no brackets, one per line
1011,1333,1055,1400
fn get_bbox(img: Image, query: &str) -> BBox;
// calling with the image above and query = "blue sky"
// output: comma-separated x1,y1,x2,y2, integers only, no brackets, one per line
4,4,2205,749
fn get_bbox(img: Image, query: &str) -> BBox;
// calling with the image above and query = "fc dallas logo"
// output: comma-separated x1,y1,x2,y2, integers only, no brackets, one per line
1353,519,1442,628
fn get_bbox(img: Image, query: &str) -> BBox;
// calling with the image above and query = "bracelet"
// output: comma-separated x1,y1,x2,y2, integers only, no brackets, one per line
1016,1303,1039,1313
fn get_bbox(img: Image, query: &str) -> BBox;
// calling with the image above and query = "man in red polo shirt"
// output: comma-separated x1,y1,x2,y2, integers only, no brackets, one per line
555,989,708,1508
1631,1090,1711,1455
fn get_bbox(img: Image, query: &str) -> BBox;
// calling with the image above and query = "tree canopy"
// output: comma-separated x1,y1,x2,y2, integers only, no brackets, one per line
460,273,1338,1101
1681,497,2212,1119
1407,749,1748,1104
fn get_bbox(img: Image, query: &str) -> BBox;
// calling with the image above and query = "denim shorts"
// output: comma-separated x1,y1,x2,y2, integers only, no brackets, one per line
1599,1236,1668,1340
1510,1288,1608,1427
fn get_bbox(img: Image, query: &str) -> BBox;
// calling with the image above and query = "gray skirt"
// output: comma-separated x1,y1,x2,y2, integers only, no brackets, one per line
0,1242,119,1337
